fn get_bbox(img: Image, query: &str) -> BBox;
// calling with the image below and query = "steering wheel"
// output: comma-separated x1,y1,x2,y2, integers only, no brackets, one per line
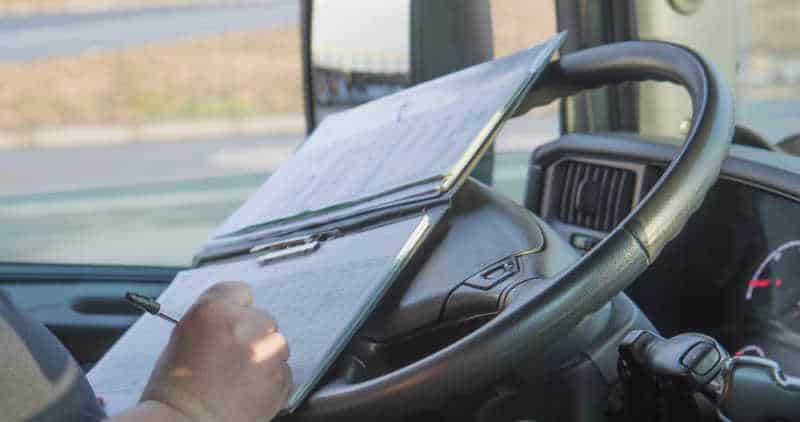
290,41,735,420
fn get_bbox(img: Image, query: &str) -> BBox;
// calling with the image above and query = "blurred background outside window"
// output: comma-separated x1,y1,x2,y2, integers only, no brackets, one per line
0,0,557,267
0,0,304,265
0,0,796,267
738,0,800,143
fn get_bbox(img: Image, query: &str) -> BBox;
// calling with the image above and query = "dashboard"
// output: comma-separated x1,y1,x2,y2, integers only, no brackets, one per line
631,180,800,376
531,133,800,376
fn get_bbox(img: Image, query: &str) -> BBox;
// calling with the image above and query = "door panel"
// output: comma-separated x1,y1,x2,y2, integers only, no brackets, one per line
0,264,176,365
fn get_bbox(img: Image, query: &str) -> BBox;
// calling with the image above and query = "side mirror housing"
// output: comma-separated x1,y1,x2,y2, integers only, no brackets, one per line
300,0,495,183
778,133,800,156
301,0,493,130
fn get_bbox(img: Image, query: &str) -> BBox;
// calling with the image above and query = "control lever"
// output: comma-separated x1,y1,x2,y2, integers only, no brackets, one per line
617,331,727,421
708,356,800,422
618,330,800,422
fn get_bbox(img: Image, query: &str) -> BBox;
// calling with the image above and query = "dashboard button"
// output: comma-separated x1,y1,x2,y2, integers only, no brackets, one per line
681,342,720,375
464,257,519,290
571,234,599,251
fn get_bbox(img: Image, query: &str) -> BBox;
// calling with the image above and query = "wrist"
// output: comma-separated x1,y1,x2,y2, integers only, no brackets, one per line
141,384,220,422
108,400,193,422
144,400,194,422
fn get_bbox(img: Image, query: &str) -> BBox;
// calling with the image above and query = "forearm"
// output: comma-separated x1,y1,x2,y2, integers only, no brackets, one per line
107,400,192,422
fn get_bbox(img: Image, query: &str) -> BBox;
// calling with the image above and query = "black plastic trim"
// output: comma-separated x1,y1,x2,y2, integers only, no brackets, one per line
300,0,315,133
533,133,800,205
0,263,180,283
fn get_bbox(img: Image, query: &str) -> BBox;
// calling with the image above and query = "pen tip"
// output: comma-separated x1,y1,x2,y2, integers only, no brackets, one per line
125,291,160,315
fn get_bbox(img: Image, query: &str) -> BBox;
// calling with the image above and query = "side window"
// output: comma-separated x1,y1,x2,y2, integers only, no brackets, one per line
0,1,302,266
489,0,559,203
491,0,560,153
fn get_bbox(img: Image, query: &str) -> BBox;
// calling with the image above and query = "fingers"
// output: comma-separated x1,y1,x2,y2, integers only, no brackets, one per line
149,280,293,422
190,284,289,364
233,307,283,348
275,334,290,362
234,307,288,363
250,332,290,363
200,281,253,307
259,362,293,420
278,361,293,404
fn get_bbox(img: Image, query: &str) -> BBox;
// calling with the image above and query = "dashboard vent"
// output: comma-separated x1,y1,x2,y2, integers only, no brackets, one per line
556,161,635,232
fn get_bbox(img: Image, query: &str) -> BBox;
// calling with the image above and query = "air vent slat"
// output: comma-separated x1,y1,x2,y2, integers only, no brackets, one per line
595,167,610,230
560,161,576,223
612,171,628,227
569,163,583,225
603,169,618,231
587,166,601,229
553,160,637,233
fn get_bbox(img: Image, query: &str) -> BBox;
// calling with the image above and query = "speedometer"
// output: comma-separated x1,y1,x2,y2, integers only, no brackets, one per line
746,240,800,299
736,240,800,374
745,240,800,326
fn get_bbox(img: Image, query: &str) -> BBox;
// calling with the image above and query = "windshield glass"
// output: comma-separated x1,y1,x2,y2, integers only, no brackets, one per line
738,0,800,142
0,1,302,266
0,0,556,267
3,1,795,268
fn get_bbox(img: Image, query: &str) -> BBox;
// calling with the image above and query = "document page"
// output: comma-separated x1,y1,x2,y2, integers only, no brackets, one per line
89,212,436,414
214,34,565,237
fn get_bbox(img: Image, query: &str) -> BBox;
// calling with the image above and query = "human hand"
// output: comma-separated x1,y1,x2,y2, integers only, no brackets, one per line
139,282,291,422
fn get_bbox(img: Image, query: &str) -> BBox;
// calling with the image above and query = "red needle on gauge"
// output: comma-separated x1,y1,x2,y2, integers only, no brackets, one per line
748,279,782,288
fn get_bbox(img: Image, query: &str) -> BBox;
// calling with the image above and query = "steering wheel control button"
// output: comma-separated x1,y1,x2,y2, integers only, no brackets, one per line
571,234,599,251
620,331,726,388
464,257,519,290
680,342,720,376
619,332,729,420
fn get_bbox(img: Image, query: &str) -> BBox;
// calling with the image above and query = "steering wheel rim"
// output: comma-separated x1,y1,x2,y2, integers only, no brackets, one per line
293,41,735,420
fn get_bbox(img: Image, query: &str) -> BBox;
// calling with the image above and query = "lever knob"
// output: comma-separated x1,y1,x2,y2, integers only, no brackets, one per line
619,330,727,391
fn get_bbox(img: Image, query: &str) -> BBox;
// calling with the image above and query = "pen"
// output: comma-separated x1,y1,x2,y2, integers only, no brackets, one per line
125,292,180,324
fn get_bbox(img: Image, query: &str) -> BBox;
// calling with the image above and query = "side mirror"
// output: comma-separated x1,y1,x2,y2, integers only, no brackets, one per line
300,0,496,181
301,0,494,130
778,133,800,156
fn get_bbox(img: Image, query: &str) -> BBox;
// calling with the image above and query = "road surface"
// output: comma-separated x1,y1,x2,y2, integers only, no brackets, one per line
0,114,558,266
0,0,297,61
0,133,300,195
0,145,536,267
0,113,560,196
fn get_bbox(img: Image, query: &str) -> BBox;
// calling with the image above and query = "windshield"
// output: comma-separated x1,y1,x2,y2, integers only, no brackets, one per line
0,0,556,267
738,0,800,143
3,1,792,268
0,1,302,266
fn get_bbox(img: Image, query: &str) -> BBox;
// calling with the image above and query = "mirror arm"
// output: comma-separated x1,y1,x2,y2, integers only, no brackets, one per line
300,0,315,135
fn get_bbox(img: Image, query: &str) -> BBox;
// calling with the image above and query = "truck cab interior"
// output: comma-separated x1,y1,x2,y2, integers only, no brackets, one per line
3,1,800,421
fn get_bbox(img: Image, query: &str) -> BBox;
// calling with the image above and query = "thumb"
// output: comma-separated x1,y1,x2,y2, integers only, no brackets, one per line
200,281,253,307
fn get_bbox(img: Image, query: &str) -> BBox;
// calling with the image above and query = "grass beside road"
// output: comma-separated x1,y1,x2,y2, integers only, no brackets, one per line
0,0,556,133
491,0,558,114
0,28,302,131
490,0,556,59
0,0,796,132
0,0,210,14
750,0,800,55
